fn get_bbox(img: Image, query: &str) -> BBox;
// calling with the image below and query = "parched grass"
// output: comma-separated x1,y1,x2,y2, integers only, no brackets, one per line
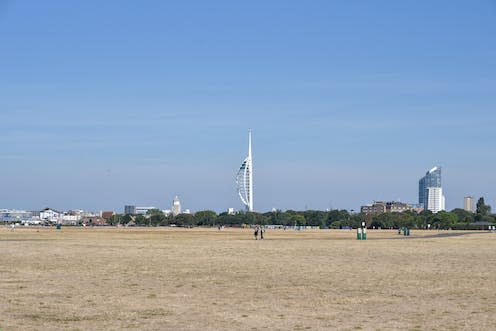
1,227,496,330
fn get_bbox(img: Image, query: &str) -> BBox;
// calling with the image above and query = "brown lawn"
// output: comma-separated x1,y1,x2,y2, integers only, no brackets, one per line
1,227,495,330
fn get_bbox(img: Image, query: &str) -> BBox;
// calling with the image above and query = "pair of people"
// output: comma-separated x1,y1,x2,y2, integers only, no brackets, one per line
253,225,264,240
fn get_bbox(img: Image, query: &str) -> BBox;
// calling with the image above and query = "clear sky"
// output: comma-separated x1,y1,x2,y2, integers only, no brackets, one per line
1,1,495,212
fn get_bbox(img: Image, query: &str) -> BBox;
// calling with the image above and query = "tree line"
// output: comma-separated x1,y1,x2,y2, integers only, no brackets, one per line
108,197,494,230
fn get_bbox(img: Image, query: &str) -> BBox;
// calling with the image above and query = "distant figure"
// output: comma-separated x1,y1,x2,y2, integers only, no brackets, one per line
10,224,15,231
260,226,264,240
254,226,259,240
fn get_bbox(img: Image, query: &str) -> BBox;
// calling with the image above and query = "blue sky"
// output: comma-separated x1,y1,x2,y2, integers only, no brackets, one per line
1,0,495,212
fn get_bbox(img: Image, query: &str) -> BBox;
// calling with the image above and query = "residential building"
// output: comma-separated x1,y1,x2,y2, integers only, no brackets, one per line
361,201,414,215
427,187,445,213
81,216,108,226
40,208,62,223
59,210,83,224
464,196,474,212
386,201,411,213
419,166,445,212
419,166,442,207
101,211,114,220
361,202,387,214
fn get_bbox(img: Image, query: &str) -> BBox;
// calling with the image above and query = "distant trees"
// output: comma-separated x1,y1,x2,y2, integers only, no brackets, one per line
193,210,217,226
451,208,474,224
108,198,495,230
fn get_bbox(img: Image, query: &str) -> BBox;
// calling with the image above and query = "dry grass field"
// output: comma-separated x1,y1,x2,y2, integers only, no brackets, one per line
1,227,496,330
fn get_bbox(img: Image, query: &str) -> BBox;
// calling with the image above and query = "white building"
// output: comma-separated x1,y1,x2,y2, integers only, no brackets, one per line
135,207,156,215
40,208,62,223
61,214,81,224
427,187,445,213
172,196,181,216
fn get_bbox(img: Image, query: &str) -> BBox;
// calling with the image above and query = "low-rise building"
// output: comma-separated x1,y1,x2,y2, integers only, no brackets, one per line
361,201,414,215
40,208,62,223
101,211,114,220
0,209,33,222
135,207,156,215
386,201,410,213
361,202,387,214
61,214,80,225
81,216,108,226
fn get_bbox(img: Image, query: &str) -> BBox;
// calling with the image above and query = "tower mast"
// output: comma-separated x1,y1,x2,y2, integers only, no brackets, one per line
236,130,254,212
248,130,253,212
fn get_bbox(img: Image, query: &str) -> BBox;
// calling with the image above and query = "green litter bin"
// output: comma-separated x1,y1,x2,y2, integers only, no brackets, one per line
56,224,61,230
357,228,362,240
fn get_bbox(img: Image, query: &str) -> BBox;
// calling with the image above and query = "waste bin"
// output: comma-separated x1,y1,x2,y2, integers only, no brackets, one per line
56,224,61,230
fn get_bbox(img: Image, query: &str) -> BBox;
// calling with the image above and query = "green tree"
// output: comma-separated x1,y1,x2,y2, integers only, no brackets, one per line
371,213,392,229
291,214,306,226
134,214,146,226
108,214,127,225
194,210,218,226
173,214,195,227
451,208,474,223
150,212,165,226
327,209,350,228
303,210,327,227
476,197,491,216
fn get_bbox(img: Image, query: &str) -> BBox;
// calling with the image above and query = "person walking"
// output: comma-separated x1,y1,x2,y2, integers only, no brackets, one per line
260,225,264,240
254,225,259,240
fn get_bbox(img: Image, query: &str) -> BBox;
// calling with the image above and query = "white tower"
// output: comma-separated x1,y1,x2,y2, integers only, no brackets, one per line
236,130,253,211
172,196,182,216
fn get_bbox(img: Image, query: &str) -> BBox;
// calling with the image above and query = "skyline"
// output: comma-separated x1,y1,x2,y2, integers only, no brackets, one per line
1,1,495,212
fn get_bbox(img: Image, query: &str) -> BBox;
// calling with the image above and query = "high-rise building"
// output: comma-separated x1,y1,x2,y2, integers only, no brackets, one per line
419,166,445,212
427,187,445,213
172,196,181,216
464,196,474,212
124,205,136,215
236,130,254,211
419,166,442,207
